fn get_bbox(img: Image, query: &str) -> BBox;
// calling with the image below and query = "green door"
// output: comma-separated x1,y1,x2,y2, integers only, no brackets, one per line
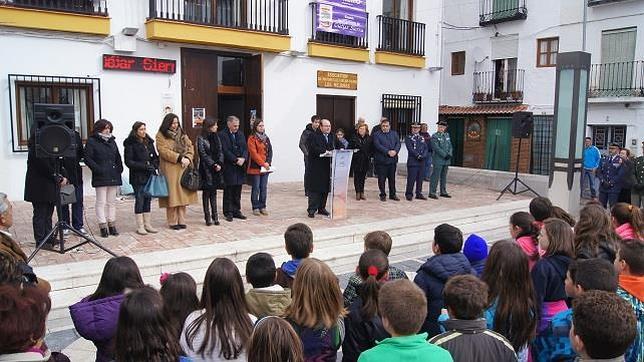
493,0,518,18
484,117,512,171
447,118,464,167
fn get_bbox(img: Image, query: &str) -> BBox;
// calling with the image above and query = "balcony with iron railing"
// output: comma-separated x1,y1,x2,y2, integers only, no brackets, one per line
479,0,527,26
146,0,290,52
0,0,110,35
588,61,644,98
588,0,632,6
374,15,425,68
473,69,525,103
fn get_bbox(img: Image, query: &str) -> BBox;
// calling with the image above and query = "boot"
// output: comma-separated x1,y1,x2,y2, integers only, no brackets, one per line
209,192,220,226
360,192,366,200
143,213,158,233
99,223,109,238
108,222,119,236
203,192,213,226
135,214,148,235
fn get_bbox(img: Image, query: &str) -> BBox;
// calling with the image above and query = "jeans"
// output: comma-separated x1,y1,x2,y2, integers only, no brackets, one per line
430,164,449,195
60,183,84,229
251,174,269,210
406,165,425,198
424,155,432,179
599,191,619,209
32,202,55,243
581,168,597,198
223,185,242,216
95,186,118,224
376,163,397,197
132,184,151,214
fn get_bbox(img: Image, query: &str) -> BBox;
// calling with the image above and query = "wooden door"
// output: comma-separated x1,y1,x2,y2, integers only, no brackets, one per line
244,54,263,137
181,48,218,142
316,95,355,134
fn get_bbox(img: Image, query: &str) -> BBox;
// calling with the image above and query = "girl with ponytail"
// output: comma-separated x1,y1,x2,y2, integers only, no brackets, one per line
612,202,644,240
342,250,390,362
509,212,541,270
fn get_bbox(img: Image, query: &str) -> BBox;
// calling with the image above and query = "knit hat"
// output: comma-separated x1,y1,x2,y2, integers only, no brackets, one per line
463,234,488,263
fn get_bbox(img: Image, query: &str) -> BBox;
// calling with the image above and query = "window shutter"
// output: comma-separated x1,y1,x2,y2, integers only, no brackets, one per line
491,35,518,60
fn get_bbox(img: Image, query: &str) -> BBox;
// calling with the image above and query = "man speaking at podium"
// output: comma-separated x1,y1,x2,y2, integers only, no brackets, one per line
306,119,335,218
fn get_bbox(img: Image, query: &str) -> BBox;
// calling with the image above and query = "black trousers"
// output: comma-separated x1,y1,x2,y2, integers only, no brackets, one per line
223,185,242,216
303,158,309,196
354,170,367,193
32,202,55,243
202,190,218,220
405,165,425,197
307,192,328,214
376,163,397,197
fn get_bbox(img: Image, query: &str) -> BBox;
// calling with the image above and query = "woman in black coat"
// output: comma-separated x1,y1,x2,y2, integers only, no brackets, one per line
84,119,123,238
350,123,371,201
124,121,159,235
197,117,224,226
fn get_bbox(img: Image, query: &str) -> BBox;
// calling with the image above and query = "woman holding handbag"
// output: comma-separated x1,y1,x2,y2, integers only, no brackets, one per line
155,113,197,230
247,118,273,216
124,121,159,235
197,117,224,226
84,119,123,238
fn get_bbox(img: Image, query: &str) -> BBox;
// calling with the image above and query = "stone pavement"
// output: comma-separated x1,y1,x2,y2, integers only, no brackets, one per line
9,176,527,267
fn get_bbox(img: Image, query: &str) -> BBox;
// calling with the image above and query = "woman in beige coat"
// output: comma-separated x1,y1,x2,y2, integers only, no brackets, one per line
155,113,198,230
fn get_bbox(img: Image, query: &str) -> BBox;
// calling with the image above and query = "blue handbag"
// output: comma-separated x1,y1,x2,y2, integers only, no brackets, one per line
143,174,169,198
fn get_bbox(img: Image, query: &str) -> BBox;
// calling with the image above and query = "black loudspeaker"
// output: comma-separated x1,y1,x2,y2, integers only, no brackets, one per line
33,103,77,158
511,111,533,138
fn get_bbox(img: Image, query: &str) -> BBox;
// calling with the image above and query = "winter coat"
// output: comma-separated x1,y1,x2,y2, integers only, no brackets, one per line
342,297,390,362
616,223,638,240
405,133,428,168
155,131,198,208
531,255,572,326
61,131,84,186
372,131,401,166
196,133,224,191
469,259,486,278
299,124,316,158
306,131,335,193
575,239,617,263
598,155,627,193
634,156,644,191
84,134,123,188
123,135,159,187
414,253,476,337
357,333,453,362
24,137,65,203
429,319,517,362
69,294,125,362
218,130,249,186
245,286,291,318
515,235,540,271
289,318,345,362
431,131,454,167
247,134,273,176
350,134,371,174
622,158,636,189
0,230,50,293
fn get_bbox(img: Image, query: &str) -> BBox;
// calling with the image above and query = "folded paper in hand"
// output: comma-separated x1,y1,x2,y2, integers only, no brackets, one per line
260,166,274,174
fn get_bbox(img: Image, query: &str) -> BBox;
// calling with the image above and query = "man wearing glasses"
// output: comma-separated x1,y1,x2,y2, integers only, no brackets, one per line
597,143,626,208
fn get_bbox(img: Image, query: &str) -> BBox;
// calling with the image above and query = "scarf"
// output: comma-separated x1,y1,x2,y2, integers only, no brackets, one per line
99,133,112,142
167,129,187,155
255,131,268,143
619,274,644,302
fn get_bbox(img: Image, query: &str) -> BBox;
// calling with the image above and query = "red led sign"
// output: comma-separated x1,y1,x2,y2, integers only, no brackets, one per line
102,54,176,74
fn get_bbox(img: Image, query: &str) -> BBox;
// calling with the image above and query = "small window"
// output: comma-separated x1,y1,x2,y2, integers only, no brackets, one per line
451,51,466,75
9,74,101,152
537,37,558,67
381,94,422,140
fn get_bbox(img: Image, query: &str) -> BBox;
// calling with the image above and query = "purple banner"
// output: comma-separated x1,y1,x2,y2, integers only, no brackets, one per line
319,0,366,12
316,2,367,38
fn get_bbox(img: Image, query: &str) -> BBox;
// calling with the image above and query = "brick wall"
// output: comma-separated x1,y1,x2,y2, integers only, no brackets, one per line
510,136,532,174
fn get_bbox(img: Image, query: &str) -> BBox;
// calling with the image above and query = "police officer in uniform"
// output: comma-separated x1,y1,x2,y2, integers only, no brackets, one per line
405,123,428,200
597,142,626,208
429,120,453,199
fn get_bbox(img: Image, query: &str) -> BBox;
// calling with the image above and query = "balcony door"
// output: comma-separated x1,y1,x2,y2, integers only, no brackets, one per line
493,58,517,99
383,0,411,20
600,27,636,96
382,0,413,52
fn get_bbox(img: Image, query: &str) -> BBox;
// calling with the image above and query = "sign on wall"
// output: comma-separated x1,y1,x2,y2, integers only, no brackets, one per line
103,54,176,74
316,0,367,38
317,70,358,90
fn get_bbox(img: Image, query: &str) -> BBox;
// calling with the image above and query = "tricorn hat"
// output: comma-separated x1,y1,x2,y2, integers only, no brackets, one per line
436,120,448,126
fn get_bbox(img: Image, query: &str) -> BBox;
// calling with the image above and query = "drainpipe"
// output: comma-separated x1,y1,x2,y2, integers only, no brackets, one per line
582,0,587,51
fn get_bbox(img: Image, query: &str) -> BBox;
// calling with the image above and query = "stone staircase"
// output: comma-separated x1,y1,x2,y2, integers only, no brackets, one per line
36,199,530,331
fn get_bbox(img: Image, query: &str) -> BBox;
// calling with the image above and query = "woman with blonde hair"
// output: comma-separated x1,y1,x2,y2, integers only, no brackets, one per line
247,317,304,362
284,258,346,361
155,113,198,230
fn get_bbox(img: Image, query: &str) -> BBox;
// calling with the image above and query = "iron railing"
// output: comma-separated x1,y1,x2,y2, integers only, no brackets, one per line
149,0,289,34
479,0,527,26
588,61,644,98
377,15,425,56
588,0,630,6
473,69,525,103
381,94,422,140
309,2,368,49
531,115,553,176
5,0,108,15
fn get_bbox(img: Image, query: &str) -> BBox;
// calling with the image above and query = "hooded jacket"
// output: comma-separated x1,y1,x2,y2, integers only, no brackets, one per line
245,285,291,318
413,253,475,337
531,255,572,320
429,319,517,362
342,297,390,362
69,294,125,362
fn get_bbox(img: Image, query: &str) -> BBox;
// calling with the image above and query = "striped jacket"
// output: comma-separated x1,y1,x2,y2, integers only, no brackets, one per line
429,318,518,362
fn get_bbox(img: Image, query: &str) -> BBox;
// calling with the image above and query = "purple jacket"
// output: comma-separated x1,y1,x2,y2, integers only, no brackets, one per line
69,293,125,362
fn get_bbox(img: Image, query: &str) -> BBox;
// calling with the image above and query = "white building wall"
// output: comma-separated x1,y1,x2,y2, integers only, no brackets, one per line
0,0,442,199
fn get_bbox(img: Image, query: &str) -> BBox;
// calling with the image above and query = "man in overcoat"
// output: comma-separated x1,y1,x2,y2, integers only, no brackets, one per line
306,119,335,218
372,118,401,201
219,115,248,222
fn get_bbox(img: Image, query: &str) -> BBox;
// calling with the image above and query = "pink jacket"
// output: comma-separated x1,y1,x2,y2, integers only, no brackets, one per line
615,223,637,240
516,235,540,271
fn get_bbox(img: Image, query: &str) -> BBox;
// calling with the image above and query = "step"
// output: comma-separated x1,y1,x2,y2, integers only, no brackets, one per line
39,199,530,331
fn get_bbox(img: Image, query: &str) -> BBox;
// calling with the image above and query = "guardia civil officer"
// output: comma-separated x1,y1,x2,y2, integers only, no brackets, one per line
405,123,428,200
429,120,453,199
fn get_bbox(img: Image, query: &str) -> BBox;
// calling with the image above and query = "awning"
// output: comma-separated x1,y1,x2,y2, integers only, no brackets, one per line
439,104,529,115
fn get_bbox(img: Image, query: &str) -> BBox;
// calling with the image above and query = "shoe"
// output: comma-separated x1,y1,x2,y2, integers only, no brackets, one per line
389,195,400,201
308,212,315,218
178,224,187,229
416,195,428,200
205,218,213,226
380,195,387,202
225,215,234,222
317,209,330,216
135,214,148,235
253,209,261,216
429,194,438,199
77,227,89,235
99,225,109,238
360,193,366,201
170,224,182,230
356,192,361,200
260,209,269,216
440,193,452,198
233,213,247,220
142,213,158,233
63,229,70,237
107,222,119,236
212,214,220,225
406,195,413,201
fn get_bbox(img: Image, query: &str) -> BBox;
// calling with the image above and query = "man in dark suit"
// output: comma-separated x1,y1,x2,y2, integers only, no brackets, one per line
219,115,248,222
372,118,401,201
306,119,335,218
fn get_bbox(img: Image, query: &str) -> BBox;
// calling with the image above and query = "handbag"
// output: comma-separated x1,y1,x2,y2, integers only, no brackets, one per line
143,174,169,198
60,184,77,205
181,164,201,191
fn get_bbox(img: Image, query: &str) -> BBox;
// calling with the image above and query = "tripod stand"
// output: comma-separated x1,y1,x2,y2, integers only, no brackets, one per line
496,137,541,201
27,158,117,263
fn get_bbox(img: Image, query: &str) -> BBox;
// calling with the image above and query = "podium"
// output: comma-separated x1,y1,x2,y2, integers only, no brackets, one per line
328,149,354,220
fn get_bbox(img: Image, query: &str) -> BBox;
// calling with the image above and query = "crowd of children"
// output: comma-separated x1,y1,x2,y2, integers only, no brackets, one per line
0,198,643,362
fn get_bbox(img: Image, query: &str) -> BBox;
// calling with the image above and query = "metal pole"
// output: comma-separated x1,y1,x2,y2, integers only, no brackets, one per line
582,0,587,51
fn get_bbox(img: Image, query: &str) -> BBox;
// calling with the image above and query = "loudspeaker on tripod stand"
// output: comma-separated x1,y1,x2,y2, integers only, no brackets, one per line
33,103,77,158
511,111,533,139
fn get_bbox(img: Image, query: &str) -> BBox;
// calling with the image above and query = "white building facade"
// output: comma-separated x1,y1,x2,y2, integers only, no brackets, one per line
0,0,442,200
